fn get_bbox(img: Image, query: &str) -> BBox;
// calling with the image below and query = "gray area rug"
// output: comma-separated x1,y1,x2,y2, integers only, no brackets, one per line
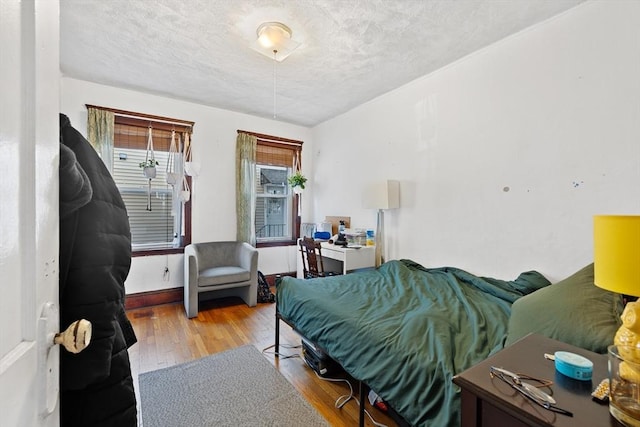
139,345,328,427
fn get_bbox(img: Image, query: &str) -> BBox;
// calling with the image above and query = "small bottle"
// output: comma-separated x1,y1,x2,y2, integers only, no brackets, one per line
338,220,345,234
366,229,375,246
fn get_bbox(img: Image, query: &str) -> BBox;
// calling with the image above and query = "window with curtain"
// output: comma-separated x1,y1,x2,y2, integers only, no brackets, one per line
92,107,194,254
253,134,302,246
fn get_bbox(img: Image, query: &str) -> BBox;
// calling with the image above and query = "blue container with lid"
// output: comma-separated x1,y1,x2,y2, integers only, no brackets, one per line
313,231,331,240
554,351,593,381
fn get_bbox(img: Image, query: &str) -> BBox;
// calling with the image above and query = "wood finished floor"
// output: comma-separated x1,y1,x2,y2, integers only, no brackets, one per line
127,297,397,427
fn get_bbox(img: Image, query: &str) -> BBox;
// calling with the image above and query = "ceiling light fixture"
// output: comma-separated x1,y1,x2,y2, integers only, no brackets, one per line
251,21,300,119
251,22,300,62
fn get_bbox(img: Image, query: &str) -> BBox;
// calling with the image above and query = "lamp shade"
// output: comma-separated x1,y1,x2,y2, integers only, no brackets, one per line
363,180,400,210
593,215,640,297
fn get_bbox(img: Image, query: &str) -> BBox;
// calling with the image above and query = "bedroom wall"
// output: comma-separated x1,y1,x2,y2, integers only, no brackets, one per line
310,1,640,282
61,77,313,294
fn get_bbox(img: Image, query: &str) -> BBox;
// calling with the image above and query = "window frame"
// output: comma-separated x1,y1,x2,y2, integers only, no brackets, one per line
240,130,303,248
89,105,194,256
255,164,293,243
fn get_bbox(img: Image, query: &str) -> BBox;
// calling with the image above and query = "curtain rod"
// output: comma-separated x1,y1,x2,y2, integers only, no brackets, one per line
237,129,303,145
86,104,195,128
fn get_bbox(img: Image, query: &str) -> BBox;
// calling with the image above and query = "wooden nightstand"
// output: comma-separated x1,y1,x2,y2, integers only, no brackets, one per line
453,333,624,427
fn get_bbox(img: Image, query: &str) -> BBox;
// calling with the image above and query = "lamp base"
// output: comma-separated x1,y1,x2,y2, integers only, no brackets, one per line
610,402,640,427
609,301,640,426
375,209,384,268
610,349,640,426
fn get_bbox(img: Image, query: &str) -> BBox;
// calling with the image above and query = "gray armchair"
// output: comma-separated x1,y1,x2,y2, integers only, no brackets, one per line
184,241,258,318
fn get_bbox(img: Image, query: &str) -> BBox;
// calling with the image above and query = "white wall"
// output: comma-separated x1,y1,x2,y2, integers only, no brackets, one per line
61,77,311,294
311,1,640,282
61,1,640,293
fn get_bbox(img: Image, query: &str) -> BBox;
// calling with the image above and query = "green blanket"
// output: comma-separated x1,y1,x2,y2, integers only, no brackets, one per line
277,259,550,426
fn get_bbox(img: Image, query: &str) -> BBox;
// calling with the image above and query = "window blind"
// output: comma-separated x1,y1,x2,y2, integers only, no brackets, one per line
113,148,176,248
256,143,296,167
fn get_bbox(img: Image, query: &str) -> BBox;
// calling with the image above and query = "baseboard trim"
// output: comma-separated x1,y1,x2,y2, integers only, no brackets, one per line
124,271,297,310
125,287,183,310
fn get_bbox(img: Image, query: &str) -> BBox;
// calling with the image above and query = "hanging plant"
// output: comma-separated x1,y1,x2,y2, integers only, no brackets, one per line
142,127,158,180
139,159,159,168
288,172,307,193
139,159,159,179
289,151,306,196
142,127,158,210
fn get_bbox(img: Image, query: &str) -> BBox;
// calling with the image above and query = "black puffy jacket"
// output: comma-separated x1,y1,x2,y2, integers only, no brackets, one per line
59,113,137,426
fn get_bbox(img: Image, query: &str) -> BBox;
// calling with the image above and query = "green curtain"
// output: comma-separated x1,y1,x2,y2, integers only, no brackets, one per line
236,132,257,245
87,107,115,173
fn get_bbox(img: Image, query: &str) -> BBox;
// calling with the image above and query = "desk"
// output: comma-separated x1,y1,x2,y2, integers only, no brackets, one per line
296,242,376,278
320,242,376,275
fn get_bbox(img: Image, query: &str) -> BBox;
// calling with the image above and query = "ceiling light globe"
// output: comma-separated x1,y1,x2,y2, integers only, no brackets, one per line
256,22,292,49
258,33,275,48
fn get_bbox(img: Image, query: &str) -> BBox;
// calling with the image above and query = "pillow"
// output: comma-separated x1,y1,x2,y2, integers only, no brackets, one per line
505,263,623,354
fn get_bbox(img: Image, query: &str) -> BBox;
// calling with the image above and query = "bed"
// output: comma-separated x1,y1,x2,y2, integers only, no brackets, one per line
275,259,552,426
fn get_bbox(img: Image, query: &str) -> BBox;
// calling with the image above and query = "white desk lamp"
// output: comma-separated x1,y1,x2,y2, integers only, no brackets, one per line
364,180,400,267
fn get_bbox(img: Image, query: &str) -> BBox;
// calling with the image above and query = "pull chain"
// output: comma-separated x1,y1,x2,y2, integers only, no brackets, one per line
273,49,278,119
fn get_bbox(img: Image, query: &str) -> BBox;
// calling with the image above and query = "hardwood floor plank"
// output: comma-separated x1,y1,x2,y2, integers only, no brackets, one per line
127,298,397,427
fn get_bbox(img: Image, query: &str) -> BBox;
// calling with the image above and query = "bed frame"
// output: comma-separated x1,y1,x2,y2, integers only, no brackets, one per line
275,307,372,427
272,261,550,426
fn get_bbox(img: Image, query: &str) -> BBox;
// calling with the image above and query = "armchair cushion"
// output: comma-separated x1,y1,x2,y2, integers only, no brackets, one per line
199,266,250,287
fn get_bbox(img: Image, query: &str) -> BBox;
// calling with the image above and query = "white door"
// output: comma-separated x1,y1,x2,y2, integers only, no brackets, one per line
0,1,60,426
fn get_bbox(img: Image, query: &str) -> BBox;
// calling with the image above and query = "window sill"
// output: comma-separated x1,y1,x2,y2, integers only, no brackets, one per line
132,241,297,255
256,240,297,248
132,247,184,257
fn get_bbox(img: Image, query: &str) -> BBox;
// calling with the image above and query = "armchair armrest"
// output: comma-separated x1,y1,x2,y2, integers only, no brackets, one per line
237,242,258,271
184,244,199,272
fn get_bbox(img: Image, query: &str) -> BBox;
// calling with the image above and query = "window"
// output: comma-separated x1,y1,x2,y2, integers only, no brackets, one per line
256,165,291,241
252,133,303,246
106,109,193,255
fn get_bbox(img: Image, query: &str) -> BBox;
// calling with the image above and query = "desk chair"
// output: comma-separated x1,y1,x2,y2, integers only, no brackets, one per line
299,237,339,279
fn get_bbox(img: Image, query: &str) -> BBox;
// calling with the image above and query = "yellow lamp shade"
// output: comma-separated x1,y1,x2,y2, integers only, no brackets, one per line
593,215,640,297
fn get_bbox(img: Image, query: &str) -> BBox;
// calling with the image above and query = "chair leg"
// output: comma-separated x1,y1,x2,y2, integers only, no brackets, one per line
185,257,198,318
185,295,198,318
359,381,368,427
275,312,280,356
238,285,256,307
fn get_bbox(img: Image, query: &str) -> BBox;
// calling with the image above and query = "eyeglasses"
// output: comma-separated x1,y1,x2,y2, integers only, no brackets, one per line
489,366,573,417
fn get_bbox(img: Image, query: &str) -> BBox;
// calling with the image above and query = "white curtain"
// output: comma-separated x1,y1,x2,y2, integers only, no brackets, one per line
170,132,190,247
86,107,115,173
236,132,257,245
172,149,185,247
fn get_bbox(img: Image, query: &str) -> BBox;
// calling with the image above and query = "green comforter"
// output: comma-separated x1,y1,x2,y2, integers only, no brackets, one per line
277,259,550,426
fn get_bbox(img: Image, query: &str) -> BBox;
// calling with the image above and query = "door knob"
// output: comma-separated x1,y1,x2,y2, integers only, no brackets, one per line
38,303,94,416
54,319,92,353
37,304,94,417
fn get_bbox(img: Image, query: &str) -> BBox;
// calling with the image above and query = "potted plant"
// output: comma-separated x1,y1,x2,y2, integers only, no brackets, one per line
288,172,307,194
140,159,159,179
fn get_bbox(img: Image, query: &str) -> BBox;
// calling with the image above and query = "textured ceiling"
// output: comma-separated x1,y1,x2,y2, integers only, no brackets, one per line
60,0,585,127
